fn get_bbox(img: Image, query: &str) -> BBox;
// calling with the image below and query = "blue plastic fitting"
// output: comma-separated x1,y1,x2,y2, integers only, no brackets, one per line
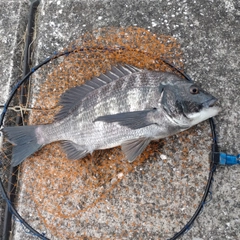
219,152,240,165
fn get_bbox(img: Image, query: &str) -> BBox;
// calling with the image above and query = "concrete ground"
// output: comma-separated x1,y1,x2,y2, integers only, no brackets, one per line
0,0,239,239
0,1,29,239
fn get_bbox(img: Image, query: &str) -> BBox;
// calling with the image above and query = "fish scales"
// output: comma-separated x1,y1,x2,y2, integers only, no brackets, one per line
80,72,154,111
39,71,198,147
41,82,162,146
3,65,220,166
67,72,162,123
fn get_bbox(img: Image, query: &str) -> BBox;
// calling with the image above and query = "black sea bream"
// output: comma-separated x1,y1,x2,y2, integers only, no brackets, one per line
3,65,220,166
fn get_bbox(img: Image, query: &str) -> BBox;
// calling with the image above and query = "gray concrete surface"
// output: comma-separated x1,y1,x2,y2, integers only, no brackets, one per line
0,0,239,239
0,0,29,239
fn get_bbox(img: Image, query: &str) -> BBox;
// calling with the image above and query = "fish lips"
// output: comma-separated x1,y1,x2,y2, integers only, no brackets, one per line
201,96,218,108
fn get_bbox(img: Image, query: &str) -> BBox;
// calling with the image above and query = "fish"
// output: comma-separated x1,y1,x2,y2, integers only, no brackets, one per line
3,65,220,167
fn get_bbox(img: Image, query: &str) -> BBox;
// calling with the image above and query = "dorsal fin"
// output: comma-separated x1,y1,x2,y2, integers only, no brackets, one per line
54,65,141,121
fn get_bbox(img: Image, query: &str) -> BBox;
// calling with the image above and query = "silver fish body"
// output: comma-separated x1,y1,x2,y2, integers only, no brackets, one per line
3,65,220,166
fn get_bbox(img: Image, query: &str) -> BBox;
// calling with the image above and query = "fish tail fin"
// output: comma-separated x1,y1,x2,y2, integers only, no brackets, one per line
3,126,42,167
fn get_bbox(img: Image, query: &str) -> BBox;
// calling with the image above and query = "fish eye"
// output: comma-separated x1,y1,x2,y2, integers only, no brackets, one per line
190,86,199,94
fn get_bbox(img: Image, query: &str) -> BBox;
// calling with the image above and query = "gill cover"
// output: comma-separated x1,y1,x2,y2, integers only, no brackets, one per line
162,82,216,116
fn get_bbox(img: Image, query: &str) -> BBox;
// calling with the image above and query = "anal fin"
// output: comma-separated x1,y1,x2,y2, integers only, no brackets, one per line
61,141,88,160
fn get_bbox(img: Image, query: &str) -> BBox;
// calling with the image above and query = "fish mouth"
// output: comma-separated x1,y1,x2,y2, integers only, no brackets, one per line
202,97,217,108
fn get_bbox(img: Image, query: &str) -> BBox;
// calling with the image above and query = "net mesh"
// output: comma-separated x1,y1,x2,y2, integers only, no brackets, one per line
1,27,211,239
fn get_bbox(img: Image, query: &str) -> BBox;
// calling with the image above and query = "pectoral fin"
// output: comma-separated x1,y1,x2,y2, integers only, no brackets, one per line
121,138,151,162
94,109,157,129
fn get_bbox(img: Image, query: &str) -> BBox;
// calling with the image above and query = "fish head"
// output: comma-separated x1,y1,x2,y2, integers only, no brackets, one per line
160,79,221,128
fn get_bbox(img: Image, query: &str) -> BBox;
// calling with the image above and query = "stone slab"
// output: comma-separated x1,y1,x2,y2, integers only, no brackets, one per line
0,0,239,239
0,0,29,239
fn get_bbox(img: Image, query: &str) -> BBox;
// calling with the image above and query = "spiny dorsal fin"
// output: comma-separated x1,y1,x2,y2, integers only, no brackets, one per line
54,65,141,121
